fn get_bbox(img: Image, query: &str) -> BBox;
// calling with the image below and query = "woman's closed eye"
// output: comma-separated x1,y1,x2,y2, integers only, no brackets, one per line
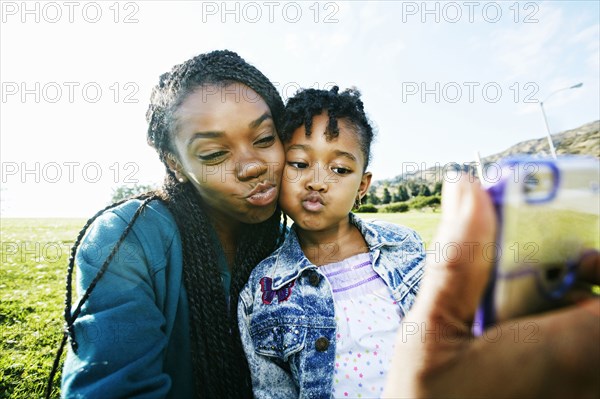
198,151,228,162
255,135,276,147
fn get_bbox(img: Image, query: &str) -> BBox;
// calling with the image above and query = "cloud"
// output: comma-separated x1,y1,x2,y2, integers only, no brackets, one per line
569,23,600,70
490,6,564,81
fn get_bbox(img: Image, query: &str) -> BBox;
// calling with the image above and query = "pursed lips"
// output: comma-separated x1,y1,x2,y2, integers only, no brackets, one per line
245,181,276,198
243,181,278,207
301,191,325,211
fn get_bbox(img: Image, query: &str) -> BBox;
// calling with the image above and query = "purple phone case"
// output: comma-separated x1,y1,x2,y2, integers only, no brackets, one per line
472,157,579,336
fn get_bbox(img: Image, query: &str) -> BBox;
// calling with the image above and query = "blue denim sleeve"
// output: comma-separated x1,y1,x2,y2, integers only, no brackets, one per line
407,228,425,295
238,281,299,399
61,209,172,399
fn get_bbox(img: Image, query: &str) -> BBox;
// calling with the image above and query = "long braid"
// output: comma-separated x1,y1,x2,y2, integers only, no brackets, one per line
162,174,230,397
146,50,286,398
46,193,159,399
159,171,283,398
228,208,284,385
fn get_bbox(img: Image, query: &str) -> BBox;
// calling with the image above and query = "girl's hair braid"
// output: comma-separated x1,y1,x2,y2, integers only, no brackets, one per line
282,85,376,170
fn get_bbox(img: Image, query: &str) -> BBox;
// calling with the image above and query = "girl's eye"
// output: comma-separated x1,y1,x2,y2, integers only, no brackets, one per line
255,135,276,147
288,161,308,169
332,166,351,175
198,151,227,162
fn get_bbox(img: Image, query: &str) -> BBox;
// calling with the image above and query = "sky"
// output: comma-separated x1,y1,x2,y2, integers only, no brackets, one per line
1,0,599,217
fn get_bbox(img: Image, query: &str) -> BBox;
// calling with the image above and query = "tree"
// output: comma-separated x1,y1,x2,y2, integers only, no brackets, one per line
433,181,443,195
419,184,432,197
366,186,380,205
396,184,410,202
408,180,420,197
382,187,392,204
111,183,158,203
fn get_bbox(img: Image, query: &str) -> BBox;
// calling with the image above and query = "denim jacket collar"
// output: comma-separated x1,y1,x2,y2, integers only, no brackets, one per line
270,213,409,290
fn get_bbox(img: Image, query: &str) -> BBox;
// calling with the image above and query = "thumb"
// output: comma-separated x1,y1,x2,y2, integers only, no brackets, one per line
383,175,497,398
411,174,497,330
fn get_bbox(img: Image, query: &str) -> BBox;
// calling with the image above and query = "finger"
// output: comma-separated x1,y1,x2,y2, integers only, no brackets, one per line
561,251,600,304
384,175,497,398
576,249,600,285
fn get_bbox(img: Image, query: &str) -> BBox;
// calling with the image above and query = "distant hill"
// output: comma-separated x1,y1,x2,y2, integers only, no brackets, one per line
481,120,599,164
375,120,599,189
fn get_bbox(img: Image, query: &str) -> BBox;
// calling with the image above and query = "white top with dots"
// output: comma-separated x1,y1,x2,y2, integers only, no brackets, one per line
320,252,402,399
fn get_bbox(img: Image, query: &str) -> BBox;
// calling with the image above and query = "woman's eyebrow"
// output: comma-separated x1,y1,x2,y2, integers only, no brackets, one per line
186,113,273,147
249,112,272,129
187,131,223,146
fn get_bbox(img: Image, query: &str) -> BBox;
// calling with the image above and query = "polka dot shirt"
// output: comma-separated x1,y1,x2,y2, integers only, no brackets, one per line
320,252,402,398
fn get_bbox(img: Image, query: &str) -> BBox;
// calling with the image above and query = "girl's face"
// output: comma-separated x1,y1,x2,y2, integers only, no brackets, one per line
167,83,284,227
280,112,372,232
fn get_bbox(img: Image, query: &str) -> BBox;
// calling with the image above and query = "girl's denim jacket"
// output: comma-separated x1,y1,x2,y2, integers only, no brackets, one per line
238,213,425,399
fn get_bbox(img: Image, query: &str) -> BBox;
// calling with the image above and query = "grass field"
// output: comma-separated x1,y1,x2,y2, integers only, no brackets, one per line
359,211,441,247
1,218,87,399
0,212,440,398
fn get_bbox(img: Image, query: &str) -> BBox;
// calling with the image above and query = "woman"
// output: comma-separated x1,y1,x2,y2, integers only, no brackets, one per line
59,50,287,398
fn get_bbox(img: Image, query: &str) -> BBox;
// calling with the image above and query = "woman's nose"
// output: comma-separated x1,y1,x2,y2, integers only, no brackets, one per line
236,158,267,181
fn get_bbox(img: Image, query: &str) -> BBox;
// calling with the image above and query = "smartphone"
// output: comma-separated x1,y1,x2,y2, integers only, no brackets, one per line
473,156,600,335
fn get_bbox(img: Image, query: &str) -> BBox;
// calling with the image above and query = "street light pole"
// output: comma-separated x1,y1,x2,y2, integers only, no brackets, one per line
539,83,583,159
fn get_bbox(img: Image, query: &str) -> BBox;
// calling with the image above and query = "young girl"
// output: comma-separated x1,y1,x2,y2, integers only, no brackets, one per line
238,86,426,398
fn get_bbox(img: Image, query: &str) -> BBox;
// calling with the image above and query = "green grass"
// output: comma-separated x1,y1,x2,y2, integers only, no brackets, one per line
0,213,440,398
357,210,441,247
1,218,86,399
500,206,600,264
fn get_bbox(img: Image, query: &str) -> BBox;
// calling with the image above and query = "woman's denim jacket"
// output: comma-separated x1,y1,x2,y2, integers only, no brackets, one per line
238,213,425,399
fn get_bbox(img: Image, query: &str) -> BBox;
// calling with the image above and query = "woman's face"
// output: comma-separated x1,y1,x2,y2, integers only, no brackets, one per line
168,83,284,227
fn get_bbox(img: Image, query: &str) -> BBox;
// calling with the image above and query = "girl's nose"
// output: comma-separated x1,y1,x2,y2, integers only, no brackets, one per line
306,164,328,192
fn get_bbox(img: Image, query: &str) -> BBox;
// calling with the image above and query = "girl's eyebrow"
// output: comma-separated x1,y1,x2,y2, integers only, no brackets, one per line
287,144,357,163
286,143,310,152
333,150,357,163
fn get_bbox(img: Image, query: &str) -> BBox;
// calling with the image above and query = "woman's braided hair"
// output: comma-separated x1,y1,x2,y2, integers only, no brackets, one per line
146,50,286,397
52,50,286,399
282,86,375,170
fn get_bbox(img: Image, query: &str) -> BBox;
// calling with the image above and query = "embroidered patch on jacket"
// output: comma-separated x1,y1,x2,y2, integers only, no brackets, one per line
260,277,295,304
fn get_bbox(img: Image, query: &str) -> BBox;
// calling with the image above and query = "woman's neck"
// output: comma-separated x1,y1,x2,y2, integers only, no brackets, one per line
297,218,369,266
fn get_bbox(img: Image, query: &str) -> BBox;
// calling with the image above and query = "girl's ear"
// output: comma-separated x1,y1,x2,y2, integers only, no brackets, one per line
358,171,372,202
166,153,189,183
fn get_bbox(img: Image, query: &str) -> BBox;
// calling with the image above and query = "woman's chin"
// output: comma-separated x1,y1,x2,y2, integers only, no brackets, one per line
241,202,279,224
